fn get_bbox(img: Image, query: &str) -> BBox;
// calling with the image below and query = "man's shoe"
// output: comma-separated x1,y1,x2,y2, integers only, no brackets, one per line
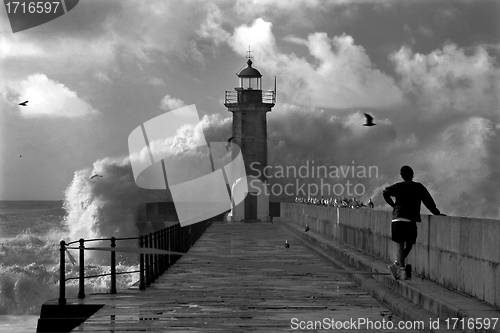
405,264,412,280
388,263,399,281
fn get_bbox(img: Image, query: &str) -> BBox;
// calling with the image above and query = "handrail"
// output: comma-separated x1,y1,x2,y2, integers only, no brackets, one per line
66,236,140,246
224,90,276,105
65,270,141,281
58,220,212,305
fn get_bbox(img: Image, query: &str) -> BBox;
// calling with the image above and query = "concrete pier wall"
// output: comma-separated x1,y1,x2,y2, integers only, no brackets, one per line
281,203,500,308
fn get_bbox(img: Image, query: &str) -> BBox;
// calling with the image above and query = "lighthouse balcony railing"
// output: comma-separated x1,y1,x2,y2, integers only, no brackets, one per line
224,90,276,105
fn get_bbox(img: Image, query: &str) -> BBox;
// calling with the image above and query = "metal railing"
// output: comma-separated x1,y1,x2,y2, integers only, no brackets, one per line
262,90,276,104
224,90,276,105
58,220,212,305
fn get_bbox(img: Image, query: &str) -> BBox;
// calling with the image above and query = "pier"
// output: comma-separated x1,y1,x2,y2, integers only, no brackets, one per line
37,204,500,332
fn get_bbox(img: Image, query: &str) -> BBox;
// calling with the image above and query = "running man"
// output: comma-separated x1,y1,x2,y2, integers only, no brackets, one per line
383,165,445,280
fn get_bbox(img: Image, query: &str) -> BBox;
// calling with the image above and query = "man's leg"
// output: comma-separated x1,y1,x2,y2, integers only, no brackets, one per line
396,242,405,266
388,241,404,280
402,243,413,262
401,224,417,280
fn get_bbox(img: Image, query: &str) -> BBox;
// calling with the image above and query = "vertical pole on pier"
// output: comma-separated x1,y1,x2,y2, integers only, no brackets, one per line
160,229,165,274
110,237,117,294
183,225,186,252
180,224,183,254
78,238,85,299
59,240,66,305
167,226,171,268
163,227,169,270
171,224,177,264
188,225,192,249
157,229,162,275
175,224,179,262
173,225,177,263
139,235,145,290
153,231,159,280
145,234,150,287
149,233,154,282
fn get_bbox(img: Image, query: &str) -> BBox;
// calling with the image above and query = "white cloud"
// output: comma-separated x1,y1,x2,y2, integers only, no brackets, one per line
94,72,112,83
3,74,100,118
197,2,231,45
418,25,433,38
419,117,499,218
390,43,500,115
0,32,117,75
148,77,166,86
228,19,405,109
160,95,186,111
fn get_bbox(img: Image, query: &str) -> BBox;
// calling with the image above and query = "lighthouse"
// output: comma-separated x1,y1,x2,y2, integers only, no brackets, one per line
224,54,276,222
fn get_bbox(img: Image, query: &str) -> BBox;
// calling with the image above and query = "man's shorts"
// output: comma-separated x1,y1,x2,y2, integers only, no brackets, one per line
391,221,417,244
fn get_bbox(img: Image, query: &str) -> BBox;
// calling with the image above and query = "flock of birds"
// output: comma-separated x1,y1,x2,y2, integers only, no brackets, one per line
295,196,374,209
284,197,374,249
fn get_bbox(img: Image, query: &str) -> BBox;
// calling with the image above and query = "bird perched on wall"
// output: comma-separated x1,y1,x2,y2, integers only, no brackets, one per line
363,113,376,126
284,240,289,249
19,101,28,106
226,136,235,151
89,174,103,180
305,225,310,232
368,199,374,208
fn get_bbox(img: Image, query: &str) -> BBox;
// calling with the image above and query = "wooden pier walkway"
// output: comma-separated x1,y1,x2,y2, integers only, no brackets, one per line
72,222,423,332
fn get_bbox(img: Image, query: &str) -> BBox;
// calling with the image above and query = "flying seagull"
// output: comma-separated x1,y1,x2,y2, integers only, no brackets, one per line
19,101,28,106
284,240,290,249
225,136,235,151
89,174,103,180
305,225,310,232
363,113,376,126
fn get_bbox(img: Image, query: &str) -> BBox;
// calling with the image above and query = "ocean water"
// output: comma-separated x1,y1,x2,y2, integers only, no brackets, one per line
0,200,140,333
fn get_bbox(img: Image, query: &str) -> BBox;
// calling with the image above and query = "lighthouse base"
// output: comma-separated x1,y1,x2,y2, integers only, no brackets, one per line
229,177,270,222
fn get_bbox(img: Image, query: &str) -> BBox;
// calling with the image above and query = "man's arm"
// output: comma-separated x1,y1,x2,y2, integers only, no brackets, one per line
383,186,395,207
420,184,441,215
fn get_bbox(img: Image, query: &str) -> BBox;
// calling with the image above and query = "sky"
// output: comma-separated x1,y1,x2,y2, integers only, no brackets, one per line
0,0,499,220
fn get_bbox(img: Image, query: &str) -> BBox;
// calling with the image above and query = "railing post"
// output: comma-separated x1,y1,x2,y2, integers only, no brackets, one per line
78,238,85,299
173,225,176,262
171,225,175,263
145,234,150,287
157,229,162,275
149,233,154,282
175,224,179,261
59,240,66,305
179,225,182,254
139,235,145,290
163,228,168,269
159,229,165,275
167,226,171,268
153,231,159,280
110,237,117,294
182,226,185,252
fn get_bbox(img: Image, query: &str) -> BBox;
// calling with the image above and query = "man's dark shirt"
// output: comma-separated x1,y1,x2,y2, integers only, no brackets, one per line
383,181,440,222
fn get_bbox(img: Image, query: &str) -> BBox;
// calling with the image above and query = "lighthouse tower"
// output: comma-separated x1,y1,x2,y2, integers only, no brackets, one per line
224,54,276,222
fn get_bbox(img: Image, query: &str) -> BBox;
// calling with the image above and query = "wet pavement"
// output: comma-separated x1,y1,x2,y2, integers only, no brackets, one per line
73,222,424,332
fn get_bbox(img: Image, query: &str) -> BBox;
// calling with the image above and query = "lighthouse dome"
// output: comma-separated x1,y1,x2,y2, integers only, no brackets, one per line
238,59,262,78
